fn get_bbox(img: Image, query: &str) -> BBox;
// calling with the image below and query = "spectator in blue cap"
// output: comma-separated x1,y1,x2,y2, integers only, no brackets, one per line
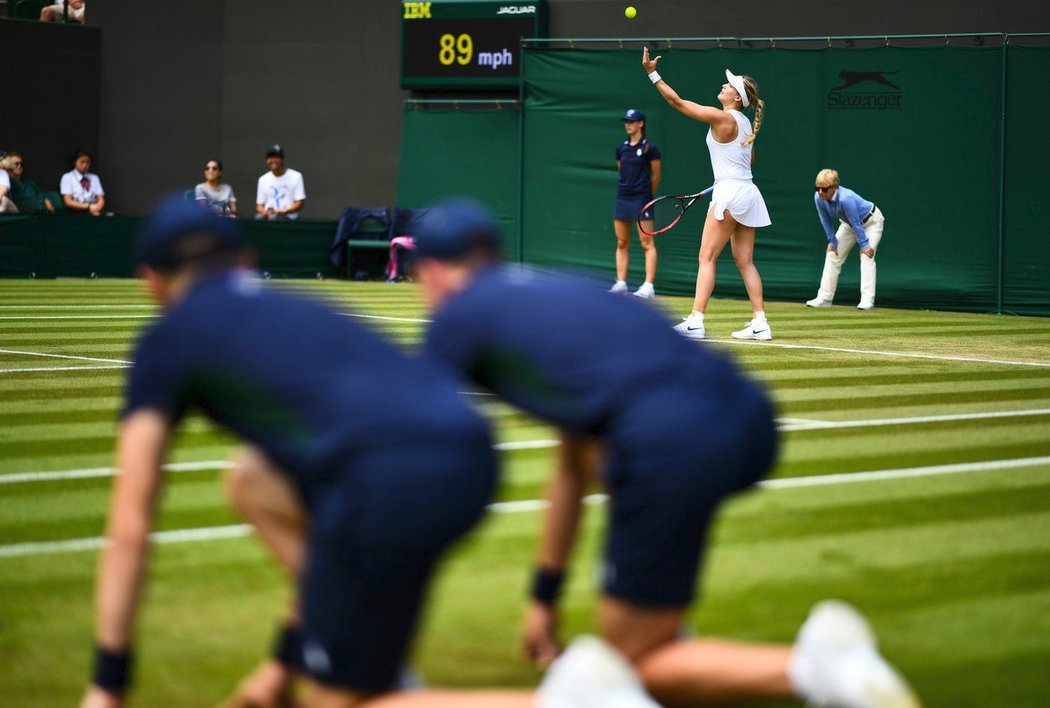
611,108,662,299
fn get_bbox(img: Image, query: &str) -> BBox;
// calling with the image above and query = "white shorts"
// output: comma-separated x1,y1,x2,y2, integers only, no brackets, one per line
709,179,771,228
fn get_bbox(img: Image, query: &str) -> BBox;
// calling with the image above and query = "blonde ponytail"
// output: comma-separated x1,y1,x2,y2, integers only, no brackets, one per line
740,76,763,146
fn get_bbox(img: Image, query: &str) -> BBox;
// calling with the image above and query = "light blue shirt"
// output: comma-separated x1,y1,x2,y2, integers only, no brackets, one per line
814,186,875,249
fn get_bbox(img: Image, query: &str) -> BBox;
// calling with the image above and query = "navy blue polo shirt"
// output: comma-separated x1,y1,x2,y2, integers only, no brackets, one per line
616,139,661,196
124,269,482,491
424,267,750,435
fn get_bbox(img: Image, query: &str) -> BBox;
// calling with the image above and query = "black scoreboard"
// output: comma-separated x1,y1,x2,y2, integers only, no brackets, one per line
400,1,547,90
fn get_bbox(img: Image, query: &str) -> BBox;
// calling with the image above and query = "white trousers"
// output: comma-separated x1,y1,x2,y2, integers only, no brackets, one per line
817,207,884,304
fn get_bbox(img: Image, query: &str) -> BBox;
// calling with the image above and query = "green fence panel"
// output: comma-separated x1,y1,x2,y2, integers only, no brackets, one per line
0,216,338,279
1003,46,1050,317
396,105,522,259
522,45,1006,312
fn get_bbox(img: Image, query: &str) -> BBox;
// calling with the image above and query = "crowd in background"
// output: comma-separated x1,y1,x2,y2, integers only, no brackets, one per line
0,144,306,220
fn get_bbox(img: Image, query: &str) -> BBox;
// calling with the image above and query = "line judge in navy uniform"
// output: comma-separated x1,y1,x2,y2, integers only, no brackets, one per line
81,197,655,708
611,108,662,299
412,198,921,708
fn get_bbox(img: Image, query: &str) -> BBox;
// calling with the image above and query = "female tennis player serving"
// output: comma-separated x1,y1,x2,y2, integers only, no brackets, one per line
643,47,773,340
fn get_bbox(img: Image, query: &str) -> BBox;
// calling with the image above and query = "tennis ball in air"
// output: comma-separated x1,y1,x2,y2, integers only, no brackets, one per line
625,6,637,18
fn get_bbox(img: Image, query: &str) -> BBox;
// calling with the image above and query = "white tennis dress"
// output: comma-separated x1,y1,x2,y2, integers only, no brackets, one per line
706,109,771,228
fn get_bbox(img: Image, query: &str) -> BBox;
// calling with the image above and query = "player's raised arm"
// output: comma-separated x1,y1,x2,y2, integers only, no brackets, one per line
642,47,734,130
82,410,170,707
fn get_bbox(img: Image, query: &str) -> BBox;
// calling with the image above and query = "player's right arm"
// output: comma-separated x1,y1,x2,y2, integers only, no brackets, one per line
522,431,599,665
81,410,169,707
642,47,735,132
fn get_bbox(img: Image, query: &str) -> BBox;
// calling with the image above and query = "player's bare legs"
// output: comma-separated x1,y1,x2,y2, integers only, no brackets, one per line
692,208,739,313
224,446,306,575
613,219,633,282
729,225,765,314
222,447,307,708
637,226,657,285
601,596,794,706
307,684,534,708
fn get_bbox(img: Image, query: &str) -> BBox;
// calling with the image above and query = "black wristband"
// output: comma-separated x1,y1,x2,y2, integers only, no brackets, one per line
531,567,566,605
92,645,132,695
272,623,305,672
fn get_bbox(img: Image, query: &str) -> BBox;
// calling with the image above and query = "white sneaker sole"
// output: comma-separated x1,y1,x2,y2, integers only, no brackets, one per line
633,291,654,299
674,324,706,340
807,300,833,308
731,329,773,341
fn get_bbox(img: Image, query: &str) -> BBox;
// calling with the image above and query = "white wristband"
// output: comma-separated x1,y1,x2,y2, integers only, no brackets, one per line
648,71,662,84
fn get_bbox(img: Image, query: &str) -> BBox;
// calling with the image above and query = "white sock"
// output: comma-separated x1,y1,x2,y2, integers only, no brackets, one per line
690,310,705,321
615,279,626,286
642,281,653,287
753,310,767,321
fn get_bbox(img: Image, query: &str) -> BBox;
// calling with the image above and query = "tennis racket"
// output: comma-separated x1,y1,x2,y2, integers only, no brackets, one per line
637,186,714,236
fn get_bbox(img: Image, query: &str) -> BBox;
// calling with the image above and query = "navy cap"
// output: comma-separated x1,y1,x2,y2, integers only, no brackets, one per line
413,199,501,261
621,108,645,122
266,144,284,157
135,195,244,270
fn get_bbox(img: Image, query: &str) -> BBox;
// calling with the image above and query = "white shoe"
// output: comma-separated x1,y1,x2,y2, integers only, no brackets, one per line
610,280,628,294
633,283,655,299
731,318,773,340
789,601,921,708
857,300,875,310
673,314,706,340
538,635,660,708
807,297,833,307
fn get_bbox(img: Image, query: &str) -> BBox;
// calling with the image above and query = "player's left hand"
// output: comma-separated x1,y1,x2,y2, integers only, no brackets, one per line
522,601,562,667
860,246,875,258
222,659,297,708
80,686,123,708
642,46,661,73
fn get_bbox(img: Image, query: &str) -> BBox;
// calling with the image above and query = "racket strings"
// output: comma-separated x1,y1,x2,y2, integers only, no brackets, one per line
647,198,685,234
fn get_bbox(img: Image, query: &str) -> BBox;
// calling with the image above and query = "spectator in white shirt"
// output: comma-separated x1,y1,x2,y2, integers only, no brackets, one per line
255,144,305,220
40,0,85,23
0,163,16,213
60,150,106,216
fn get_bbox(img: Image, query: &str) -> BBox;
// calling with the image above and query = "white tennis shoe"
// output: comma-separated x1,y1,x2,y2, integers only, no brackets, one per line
857,300,875,310
806,297,833,307
633,282,655,299
731,317,773,340
610,280,628,294
789,601,921,708
673,314,706,340
538,635,660,708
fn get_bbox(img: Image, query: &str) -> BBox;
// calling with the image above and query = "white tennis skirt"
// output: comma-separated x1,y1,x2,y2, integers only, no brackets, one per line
709,178,771,228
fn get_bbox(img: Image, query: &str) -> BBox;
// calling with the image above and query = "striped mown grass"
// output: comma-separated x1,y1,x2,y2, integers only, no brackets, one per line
1,278,1049,706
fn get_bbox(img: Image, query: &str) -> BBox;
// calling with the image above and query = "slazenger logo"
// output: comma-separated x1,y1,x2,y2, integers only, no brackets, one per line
826,70,902,110
497,5,536,14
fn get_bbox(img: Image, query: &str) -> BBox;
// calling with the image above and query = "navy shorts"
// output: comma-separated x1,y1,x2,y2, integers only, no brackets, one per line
614,192,653,222
601,381,777,608
298,432,497,692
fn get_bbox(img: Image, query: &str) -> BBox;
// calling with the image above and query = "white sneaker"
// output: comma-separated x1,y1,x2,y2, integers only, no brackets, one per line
610,280,628,294
673,314,706,340
633,283,655,299
789,601,921,708
731,318,773,340
857,300,875,310
538,635,660,708
807,297,833,307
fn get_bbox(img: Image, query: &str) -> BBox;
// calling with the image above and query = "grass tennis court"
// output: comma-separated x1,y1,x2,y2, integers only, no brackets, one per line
1,278,1049,706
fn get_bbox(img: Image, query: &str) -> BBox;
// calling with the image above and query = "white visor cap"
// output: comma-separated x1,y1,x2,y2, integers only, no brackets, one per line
725,69,749,108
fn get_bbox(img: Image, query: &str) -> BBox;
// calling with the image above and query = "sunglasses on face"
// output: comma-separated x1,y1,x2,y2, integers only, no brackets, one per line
205,166,220,171
11,162,23,167
815,186,833,192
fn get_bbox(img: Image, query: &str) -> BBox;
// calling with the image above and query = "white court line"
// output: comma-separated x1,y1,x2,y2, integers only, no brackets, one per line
0,304,153,309
0,314,156,321
780,408,1050,432
711,338,1050,369
5,406,1048,486
341,312,431,324
0,349,131,364
0,364,130,374
3,457,1047,560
